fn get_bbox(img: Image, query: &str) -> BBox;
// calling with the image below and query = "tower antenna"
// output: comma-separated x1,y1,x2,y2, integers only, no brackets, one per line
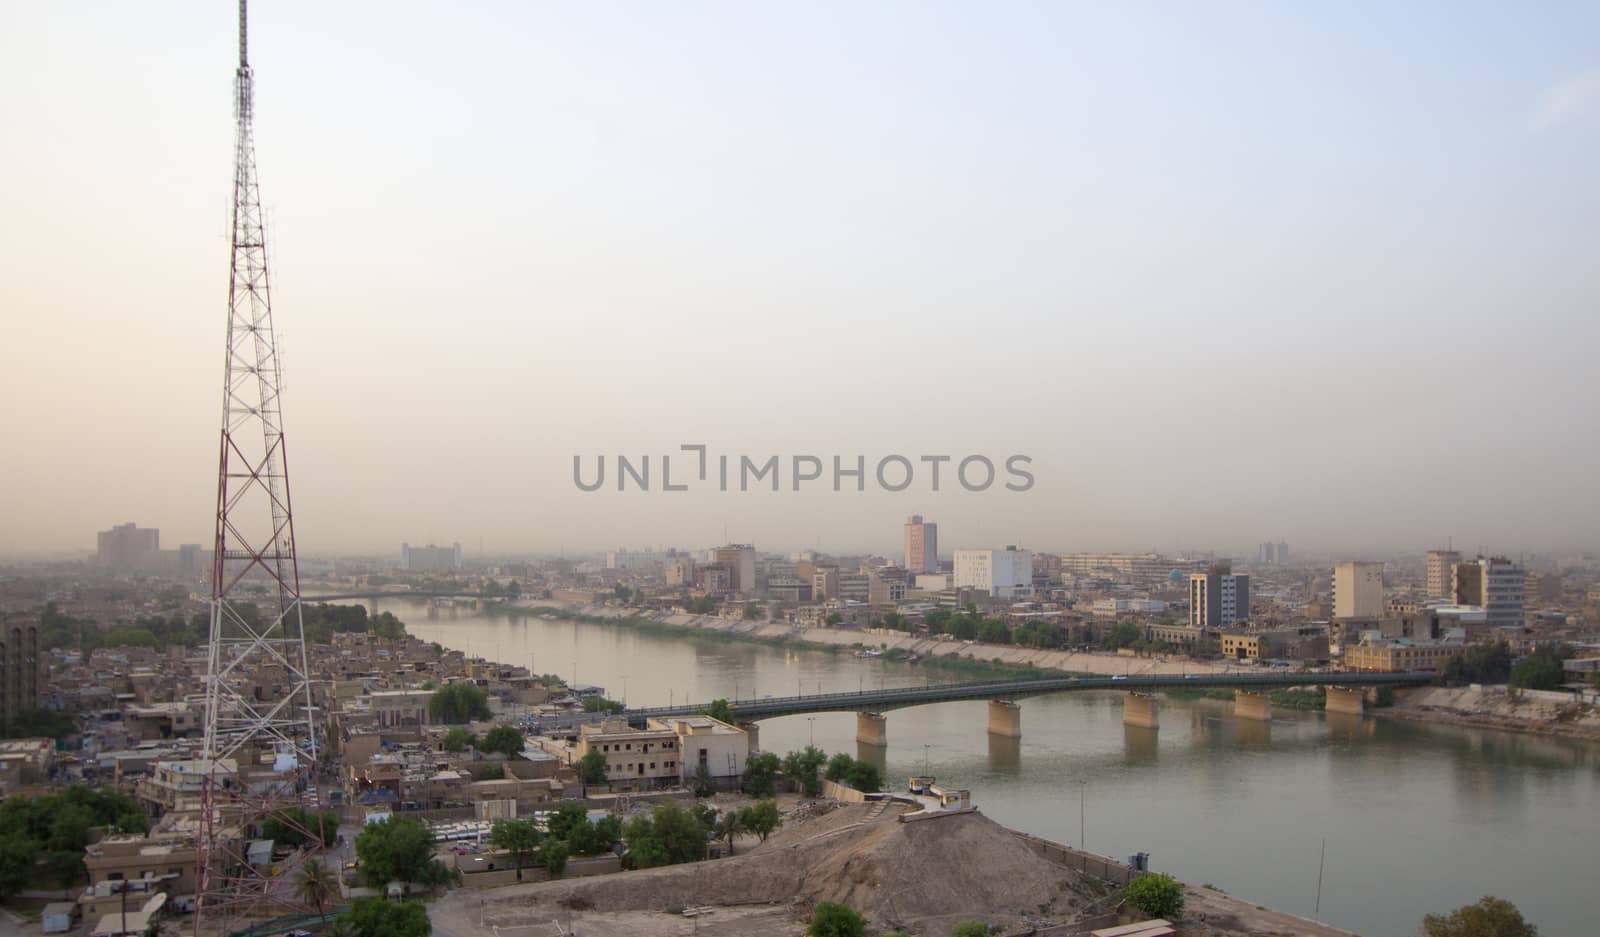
196,2,323,931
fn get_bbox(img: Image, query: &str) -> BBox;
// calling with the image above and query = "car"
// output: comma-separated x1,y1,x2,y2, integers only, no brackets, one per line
1185,674,1201,679
1111,675,1128,681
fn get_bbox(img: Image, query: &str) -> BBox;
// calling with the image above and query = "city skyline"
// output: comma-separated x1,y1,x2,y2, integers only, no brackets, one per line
4,3,1599,556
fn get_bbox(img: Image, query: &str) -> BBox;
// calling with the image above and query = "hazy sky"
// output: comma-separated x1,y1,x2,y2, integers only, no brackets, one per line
3,2,1598,559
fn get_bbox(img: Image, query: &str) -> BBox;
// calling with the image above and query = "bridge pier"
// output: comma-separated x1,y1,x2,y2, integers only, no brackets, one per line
856,711,887,747
987,700,1022,738
1123,692,1159,730
738,722,760,753
1234,690,1270,722
1325,686,1366,716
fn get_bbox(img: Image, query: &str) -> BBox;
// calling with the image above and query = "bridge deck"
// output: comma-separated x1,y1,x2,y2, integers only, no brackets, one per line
627,670,1431,722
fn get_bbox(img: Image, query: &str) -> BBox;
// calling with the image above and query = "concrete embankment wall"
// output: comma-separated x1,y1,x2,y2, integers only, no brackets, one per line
1008,830,1139,887
819,779,868,803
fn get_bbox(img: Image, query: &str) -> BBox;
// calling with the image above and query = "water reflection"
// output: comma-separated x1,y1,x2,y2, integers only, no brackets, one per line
987,733,1022,773
1123,725,1159,764
1234,717,1271,749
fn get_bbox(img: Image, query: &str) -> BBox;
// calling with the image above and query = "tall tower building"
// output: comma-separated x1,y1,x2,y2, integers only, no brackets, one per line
1334,561,1385,619
0,621,41,733
1189,561,1250,629
1426,549,1461,601
904,515,938,574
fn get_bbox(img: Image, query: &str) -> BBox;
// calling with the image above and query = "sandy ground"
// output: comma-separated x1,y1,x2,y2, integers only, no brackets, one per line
1384,684,1600,741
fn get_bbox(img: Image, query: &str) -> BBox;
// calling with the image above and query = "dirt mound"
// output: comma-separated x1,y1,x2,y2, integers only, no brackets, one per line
478,803,1113,932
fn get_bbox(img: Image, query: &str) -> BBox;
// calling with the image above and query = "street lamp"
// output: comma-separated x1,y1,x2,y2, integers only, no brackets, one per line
922,743,932,776
621,674,630,707
1078,779,1088,848
807,717,817,747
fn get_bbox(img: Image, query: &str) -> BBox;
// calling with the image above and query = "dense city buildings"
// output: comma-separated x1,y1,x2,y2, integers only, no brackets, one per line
903,515,939,574
1257,541,1290,565
711,544,758,595
1334,561,1386,619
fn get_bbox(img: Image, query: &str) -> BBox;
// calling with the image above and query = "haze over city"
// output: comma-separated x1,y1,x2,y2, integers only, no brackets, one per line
4,1,1599,557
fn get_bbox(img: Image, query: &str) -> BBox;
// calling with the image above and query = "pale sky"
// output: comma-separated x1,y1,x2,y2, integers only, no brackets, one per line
3,2,1598,559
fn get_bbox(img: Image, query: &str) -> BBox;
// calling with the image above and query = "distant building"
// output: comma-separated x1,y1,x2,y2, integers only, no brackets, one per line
1453,557,1525,629
0,623,41,732
903,515,939,574
953,547,1033,600
711,545,758,595
1257,542,1289,565
1188,561,1249,629
1334,562,1385,619
1344,639,1462,673
1059,553,1173,587
97,523,159,570
401,542,462,572
606,549,662,572
1426,550,1461,601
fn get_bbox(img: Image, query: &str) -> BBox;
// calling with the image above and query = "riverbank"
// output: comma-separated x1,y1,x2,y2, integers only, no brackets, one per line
429,798,1362,937
1383,684,1600,742
488,601,1243,680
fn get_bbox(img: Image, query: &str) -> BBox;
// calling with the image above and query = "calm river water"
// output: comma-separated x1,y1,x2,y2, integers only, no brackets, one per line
378,599,1594,937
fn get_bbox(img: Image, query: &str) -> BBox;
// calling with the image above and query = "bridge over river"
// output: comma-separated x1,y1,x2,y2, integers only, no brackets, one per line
615,669,1433,746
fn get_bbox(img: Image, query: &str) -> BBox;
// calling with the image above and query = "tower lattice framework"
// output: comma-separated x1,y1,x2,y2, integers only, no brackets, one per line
196,2,324,930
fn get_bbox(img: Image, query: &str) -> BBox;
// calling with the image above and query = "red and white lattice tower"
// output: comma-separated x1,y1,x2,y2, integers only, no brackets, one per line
196,2,324,930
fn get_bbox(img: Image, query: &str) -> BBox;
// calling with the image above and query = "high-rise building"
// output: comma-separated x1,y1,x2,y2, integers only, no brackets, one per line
97,522,160,570
0,621,41,733
1453,557,1525,629
953,547,1033,599
1426,550,1461,601
1334,561,1385,619
1188,561,1250,628
1257,542,1289,565
401,542,463,572
606,549,662,572
1058,553,1175,587
711,545,758,595
903,515,939,574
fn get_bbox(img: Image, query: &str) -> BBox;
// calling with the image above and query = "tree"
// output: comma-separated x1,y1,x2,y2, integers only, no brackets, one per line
742,751,781,797
1510,646,1570,691
0,786,149,895
1103,621,1143,652
1,707,78,741
594,815,622,847
541,838,569,875
293,858,339,917
577,748,608,786
743,604,766,620
429,683,491,724
263,807,339,848
1443,641,1514,686
951,923,992,937
478,725,526,757
1423,896,1538,937
691,803,720,836
687,762,716,798
490,818,542,881
1124,872,1184,919
581,696,626,714
441,728,476,752
783,746,827,797
741,800,782,841
347,897,431,937
976,618,1011,644
698,698,736,722
714,808,745,855
623,802,708,868
844,760,882,794
824,752,855,782
808,902,865,937
354,817,452,893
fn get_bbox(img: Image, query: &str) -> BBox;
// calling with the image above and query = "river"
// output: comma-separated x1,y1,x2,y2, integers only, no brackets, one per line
376,599,1594,937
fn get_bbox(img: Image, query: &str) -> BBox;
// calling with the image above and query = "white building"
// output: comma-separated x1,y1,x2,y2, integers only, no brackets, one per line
606,549,663,572
1334,561,1385,619
953,547,1033,599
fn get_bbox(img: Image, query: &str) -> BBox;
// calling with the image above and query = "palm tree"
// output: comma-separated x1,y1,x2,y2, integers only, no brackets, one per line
714,810,746,856
293,857,340,919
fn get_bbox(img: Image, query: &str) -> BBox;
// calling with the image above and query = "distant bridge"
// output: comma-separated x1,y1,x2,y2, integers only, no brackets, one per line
300,591,495,602
622,670,1433,745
